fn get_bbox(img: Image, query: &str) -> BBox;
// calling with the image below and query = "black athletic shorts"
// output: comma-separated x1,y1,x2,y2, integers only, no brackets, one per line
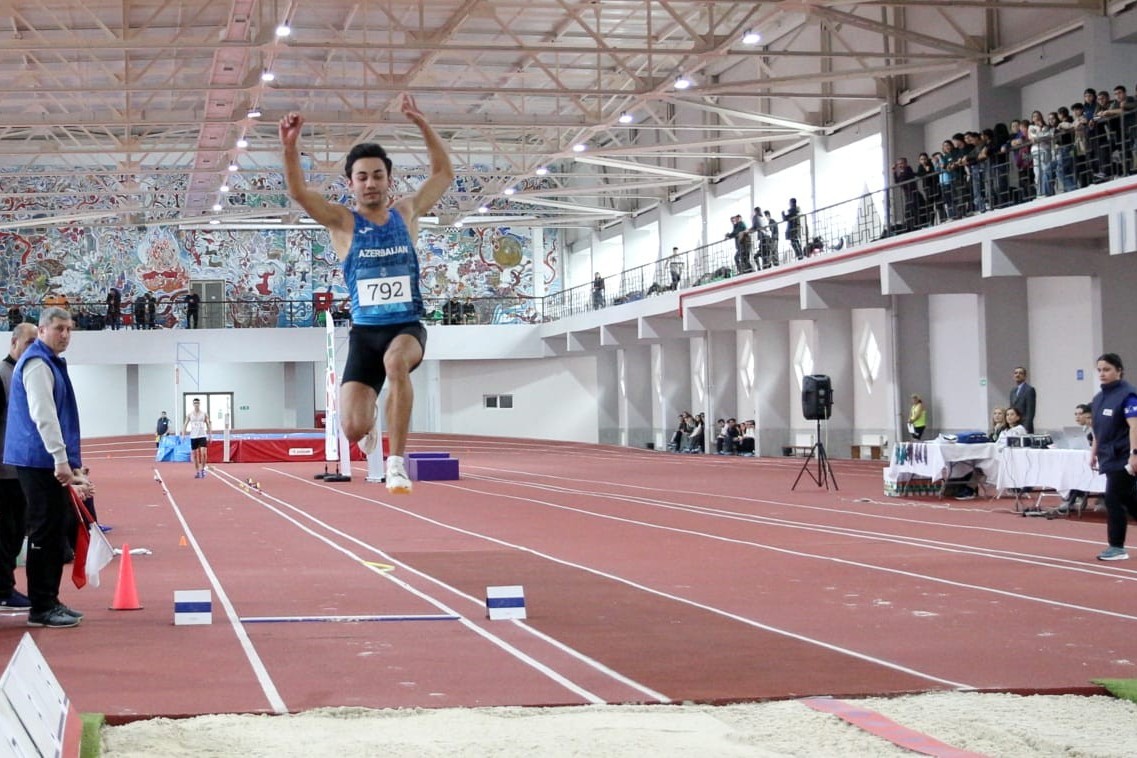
190,437,209,450
342,321,427,393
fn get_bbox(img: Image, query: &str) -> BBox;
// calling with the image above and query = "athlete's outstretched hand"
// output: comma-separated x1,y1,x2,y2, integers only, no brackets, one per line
400,94,426,126
279,112,304,148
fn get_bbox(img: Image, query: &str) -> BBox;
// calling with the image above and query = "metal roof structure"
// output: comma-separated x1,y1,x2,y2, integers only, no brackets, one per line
0,0,1118,229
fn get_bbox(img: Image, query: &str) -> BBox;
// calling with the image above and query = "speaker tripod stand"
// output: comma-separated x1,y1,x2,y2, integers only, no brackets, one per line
792,419,839,491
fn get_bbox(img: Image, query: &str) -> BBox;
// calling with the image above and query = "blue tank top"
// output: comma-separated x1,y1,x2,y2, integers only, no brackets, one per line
341,209,424,326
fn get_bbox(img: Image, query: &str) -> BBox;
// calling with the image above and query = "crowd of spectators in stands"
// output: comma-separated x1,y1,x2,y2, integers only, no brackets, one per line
892,85,1136,233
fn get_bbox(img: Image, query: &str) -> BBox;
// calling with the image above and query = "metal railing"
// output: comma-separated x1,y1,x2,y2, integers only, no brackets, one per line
9,131,1133,331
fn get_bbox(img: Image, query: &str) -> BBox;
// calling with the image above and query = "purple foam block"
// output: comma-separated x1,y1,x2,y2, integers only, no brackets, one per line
407,452,450,459
407,457,460,482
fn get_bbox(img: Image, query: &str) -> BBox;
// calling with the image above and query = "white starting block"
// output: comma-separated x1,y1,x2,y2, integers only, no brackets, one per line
174,589,213,626
486,585,527,620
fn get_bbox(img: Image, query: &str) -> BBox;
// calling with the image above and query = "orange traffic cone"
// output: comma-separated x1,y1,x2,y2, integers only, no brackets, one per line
110,542,142,610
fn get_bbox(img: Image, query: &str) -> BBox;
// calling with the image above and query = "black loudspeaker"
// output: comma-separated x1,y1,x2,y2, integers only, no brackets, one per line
802,374,833,421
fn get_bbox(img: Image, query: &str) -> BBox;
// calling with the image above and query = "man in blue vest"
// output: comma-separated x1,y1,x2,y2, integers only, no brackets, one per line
3,307,88,627
279,94,454,495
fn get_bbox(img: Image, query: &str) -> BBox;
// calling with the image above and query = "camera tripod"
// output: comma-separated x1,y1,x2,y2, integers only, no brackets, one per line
792,419,839,491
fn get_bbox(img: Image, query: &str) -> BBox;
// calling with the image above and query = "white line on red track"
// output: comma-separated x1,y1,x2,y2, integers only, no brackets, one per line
152,468,289,714
265,468,972,690
210,466,668,705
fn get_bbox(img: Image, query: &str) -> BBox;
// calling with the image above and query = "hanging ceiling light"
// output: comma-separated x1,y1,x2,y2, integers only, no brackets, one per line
742,29,761,45
674,75,693,90
618,112,633,124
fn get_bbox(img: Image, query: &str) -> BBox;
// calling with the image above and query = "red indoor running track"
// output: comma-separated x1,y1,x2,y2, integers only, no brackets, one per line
1,433,1132,721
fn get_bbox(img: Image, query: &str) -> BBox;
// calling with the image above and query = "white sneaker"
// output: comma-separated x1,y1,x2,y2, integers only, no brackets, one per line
359,427,379,456
386,458,412,495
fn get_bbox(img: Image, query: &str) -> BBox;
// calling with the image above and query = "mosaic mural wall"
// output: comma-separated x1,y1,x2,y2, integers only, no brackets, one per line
1,165,563,327
0,222,560,327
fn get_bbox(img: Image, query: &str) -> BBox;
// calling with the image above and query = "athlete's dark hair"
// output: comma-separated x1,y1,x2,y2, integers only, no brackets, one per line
344,143,392,178
1098,352,1124,373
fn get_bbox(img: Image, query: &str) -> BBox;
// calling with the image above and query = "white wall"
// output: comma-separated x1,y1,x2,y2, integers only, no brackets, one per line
567,246,591,290
928,294,984,430
923,110,973,151
595,237,623,278
1020,66,1086,115
439,356,599,442
1027,276,1098,432
669,208,703,251
851,308,893,444
815,134,884,212
708,185,751,239
71,361,308,436
625,219,659,270
757,161,812,227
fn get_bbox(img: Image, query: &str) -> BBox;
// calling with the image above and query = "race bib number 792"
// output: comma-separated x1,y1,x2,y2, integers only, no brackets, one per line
357,275,412,307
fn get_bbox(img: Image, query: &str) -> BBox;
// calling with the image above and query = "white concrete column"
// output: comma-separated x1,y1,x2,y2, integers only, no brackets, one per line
616,345,653,448
281,361,299,428
753,321,791,457
125,363,139,434
595,350,620,445
706,329,738,432
689,333,709,452
813,310,855,457
736,330,758,427
977,278,1028,422
652,340,692,450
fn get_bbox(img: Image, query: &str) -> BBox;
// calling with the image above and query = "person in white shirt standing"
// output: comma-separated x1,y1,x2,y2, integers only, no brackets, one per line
184,398,212,479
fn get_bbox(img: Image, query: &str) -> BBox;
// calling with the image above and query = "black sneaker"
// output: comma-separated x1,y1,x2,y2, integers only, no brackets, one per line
57,604,84,619
0,590,31,611
27,606,81,628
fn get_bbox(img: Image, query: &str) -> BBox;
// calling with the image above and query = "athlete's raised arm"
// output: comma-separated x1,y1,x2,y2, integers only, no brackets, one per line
279,113,353,235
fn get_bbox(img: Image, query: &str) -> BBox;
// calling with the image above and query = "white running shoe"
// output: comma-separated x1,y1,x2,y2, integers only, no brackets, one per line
386,457,412,495
359,427,379,456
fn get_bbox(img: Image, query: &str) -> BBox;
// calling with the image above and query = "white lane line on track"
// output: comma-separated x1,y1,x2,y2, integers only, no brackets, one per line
464,472,1137,582
212,467,659,705
453,473,1137,623
467,464,1120,551
267,471,971,691
152,468,288,714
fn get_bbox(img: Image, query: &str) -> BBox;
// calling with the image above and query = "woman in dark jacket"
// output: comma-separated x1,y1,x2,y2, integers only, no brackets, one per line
1090,352,1137,561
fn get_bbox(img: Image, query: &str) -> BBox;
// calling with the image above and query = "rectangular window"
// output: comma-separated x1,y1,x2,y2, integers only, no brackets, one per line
484,394,514,409
484,395,498,408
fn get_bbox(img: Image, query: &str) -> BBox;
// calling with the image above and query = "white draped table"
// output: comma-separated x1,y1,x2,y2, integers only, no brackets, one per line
995,447,1105,498
884,441,1000,496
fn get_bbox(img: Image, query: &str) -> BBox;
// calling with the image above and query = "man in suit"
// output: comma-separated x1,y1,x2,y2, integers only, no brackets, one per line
1009,366,1037,433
